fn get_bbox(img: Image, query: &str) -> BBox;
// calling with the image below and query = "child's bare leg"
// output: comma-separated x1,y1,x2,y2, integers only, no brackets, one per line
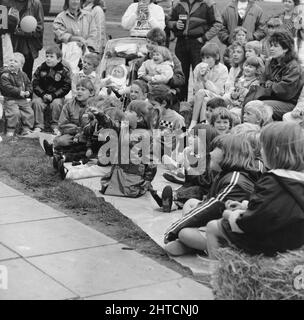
178,227,208,252
164,239,195,256
206,219,226,259
199,97,207,123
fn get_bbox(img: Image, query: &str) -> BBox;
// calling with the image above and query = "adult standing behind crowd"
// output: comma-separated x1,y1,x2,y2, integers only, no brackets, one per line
168,0,222,102
82,0,106,54
276,0,300,38
2,0,44,80
218,0,265,47
258,30,303,121
0,1,19,68
121,0,165,38
53,0,98,53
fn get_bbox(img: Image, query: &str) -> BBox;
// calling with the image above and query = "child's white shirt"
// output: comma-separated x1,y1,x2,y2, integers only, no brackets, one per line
138,59,174,84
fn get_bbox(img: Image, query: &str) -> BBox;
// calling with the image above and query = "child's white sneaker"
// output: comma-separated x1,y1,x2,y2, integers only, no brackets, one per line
33,127,42,133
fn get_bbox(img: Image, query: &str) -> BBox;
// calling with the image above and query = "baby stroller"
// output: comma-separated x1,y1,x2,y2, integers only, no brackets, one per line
98,37,149,107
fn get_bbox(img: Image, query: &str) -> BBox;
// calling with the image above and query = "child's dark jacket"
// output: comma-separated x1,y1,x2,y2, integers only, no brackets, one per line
58,98,89,135
0,68,32,100
164,169,260,243
221,170,304,256
32,62,71,99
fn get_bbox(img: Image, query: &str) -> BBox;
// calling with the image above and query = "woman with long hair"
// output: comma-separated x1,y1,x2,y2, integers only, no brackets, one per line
53,0,98,52
259,30,303,120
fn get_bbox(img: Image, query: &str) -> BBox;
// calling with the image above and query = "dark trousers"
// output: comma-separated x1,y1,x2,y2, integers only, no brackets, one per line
22,54,34,81
175,37,204,101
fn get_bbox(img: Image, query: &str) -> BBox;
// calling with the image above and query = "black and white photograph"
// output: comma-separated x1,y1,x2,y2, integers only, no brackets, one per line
0,0,304,304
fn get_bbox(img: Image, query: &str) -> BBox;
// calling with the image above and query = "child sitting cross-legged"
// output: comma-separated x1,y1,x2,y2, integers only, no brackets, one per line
150,123,219,212
43,78,96,179
202,122,304,259
32,46,71,135
0,52,34,137
138,46,174,85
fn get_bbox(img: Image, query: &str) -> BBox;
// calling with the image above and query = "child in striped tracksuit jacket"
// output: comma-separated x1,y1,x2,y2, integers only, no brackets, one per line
164,133,261,255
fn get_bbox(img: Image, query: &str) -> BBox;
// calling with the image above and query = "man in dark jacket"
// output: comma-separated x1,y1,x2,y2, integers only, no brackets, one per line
32,46,71,134
2,0,44,80
168,0,222,101
218,0,266,46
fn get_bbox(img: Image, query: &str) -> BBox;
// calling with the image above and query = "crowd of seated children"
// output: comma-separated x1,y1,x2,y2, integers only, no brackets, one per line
0,53,34,137
1,16,304,266
196,122,304,259
32,46,71,135
150,123,219,212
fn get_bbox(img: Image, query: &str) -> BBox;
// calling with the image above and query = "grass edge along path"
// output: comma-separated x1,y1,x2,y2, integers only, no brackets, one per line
0,137,212,287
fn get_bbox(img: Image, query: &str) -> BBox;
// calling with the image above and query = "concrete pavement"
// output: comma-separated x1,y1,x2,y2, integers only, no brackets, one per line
0,181,213,300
